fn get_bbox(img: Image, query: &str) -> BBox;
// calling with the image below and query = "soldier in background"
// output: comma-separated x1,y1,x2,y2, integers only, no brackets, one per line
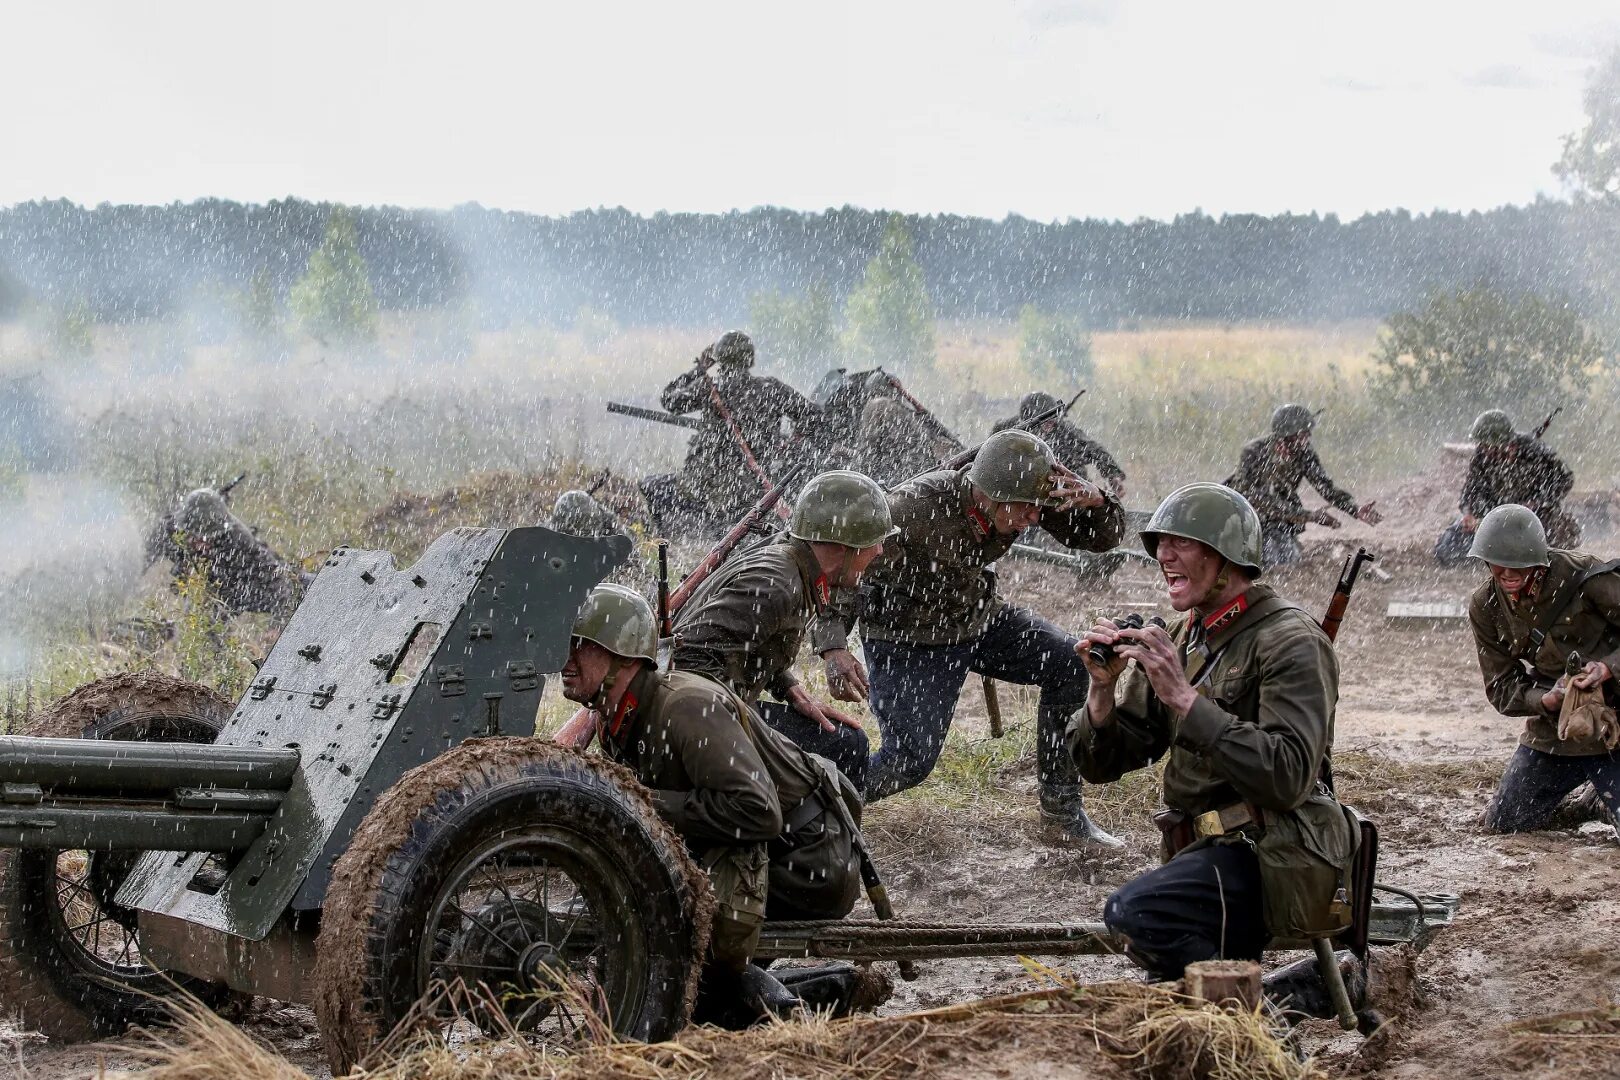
145,487,306,614
855,396,945,487
549,488,622,537
993,391,1127,499
1225,403,1381,567
1435,410,1579,566
643,331,823,537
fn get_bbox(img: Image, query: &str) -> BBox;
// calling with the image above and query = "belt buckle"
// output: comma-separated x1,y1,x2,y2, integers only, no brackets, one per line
1193,809,1224,838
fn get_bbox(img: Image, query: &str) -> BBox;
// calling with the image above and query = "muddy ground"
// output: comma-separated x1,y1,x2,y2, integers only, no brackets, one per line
7,462,1620,1078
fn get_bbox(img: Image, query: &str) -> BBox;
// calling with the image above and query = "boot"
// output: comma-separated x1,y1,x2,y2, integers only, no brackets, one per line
773,962,894,1017
1040,784,1124,850
1262,949,1368,1024
739,964,804,1019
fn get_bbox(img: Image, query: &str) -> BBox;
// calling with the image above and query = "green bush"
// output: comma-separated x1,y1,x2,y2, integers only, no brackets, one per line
749,282,837,379
290,210,378,343
843,217,934,371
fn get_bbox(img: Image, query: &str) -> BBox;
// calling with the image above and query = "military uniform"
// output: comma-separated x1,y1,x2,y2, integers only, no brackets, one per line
1225,437,1362,567
822,467,1125,802
855,397,941,487
1072,584,1353,979
1436,434,1579,565
672,535,871,787
1469,548,1620,832
992,395,1125,491
147,488,306,615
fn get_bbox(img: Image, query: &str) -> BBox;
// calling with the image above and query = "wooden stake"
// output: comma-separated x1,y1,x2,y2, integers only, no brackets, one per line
1183,959,1261,1011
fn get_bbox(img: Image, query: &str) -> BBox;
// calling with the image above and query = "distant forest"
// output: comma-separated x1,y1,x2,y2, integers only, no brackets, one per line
0,197,1608,327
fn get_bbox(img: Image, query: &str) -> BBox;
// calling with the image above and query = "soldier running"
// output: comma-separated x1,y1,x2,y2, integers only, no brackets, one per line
1434,410,1580,566
641,331,824,536
1464,505,1620,839
671,471,894,788
993,391,1127,499
820,429,1126,847
563,584,871,1023
1225,403,1381,566
1072,484,1358,984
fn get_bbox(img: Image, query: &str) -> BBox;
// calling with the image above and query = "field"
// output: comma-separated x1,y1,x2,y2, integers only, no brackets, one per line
0,316,1617,1078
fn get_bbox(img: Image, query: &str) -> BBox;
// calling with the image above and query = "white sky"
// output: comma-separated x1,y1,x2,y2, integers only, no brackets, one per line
2,1,1616,221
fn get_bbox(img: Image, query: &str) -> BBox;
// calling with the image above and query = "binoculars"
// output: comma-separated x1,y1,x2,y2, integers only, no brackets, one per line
1086,612,1168,666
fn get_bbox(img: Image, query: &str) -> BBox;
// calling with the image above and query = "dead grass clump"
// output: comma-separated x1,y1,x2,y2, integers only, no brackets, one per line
111,991,309,1080
1500,1002,1620,1078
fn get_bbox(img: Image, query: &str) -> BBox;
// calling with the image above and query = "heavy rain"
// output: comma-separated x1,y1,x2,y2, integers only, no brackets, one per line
0,3,1618,1078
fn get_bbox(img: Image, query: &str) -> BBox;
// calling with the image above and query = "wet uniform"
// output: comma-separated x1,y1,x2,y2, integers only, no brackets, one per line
822,468,1125,801
1436,436,1579,565
1225,437,1362,567
856,397,944,488
1071,585,1352,979
1469,549,1620,831
992,412,1125,491
146,488,306,615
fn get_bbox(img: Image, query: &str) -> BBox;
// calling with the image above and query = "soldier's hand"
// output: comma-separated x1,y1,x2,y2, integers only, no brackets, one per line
1048,464,1105,511
822,648,870,702
787,685,864,733
1572,661,1612,690
1541,675,1568,713
1355,502,1383,526
1114,623,1199,718
1461,513,1480,531
1076,619,1130,685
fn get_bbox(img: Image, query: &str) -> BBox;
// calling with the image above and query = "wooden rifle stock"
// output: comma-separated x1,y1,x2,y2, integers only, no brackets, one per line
667,461,808,614
1533,406,1562,441
929,390,1086,477
1320,547,1375,644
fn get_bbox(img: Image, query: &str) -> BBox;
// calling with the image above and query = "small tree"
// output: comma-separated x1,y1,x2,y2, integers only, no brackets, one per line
289,209,378,343
1557,47,1620,199
51,298,95,359
749,282,837,378
843,216,934,371
1370,285,1608,430
1017,304,1093,384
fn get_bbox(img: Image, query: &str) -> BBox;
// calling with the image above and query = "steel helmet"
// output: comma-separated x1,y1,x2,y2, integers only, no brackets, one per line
1467,504,1549,568
571,584,658,662
1141,483,1264,576
1018,391,1062,421
1271,403,1316,437
790,471,897,549
551,490,617,537
968,429,1059,506
712,330,755,369
1470,409,1515,446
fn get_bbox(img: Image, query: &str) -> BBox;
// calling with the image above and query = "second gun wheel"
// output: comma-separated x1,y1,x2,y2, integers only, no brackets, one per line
0,672,235,1040
315,738,712,1075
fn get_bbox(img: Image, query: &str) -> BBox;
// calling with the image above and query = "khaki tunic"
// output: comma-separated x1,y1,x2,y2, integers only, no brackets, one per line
1469,549,1620,756
1459,435,1572,520
824,468,1126,647
1225,436,1359,535
661,367,821,510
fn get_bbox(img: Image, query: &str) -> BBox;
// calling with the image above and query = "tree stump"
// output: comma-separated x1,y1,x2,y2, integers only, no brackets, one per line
1184,959,1262,1011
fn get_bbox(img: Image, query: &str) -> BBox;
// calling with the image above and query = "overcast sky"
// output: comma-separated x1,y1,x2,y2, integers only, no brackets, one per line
3,1,1616,221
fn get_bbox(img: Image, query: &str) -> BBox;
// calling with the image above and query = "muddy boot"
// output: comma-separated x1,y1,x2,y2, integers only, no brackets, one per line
693,963,799,1029
1040,784,1124,851
740,964,804,1019
774,962,894,1017
1262,949,1370,1028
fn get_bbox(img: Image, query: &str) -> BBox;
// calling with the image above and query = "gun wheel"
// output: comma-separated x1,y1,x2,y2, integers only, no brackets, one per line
0,673,234,1039
315,738,712,1076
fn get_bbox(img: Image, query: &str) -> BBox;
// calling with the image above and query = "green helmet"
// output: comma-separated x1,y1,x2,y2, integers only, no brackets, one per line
1141,483,1264,576
1467,504,1549,568
712,330,755,369
790,470,897,548
571,584,657,662
1271,403,1316,437
1018,390,1062,421
1470,409,1514,445
968,429,1059,506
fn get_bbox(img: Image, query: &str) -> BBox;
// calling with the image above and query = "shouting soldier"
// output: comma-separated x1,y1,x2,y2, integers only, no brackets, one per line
1225,403,1381,567
1435,410,1579,566
820,429,1126,848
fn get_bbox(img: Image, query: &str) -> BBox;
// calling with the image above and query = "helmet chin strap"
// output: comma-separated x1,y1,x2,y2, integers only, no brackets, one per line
1195,561,1232,613
588,656,628,713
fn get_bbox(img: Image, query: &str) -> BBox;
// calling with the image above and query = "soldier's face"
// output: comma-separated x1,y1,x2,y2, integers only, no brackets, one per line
990,500,1042,535
560,639,612,703
1488,562,1540,600
835,542,886,586
1155,536,1223,612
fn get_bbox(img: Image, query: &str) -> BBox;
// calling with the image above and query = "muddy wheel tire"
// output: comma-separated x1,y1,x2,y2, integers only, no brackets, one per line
0,672,235,1040
314,738,711,1076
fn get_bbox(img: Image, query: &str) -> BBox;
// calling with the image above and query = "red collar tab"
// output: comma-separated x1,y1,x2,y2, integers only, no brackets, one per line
965,504,992,538
813,573,831,608
605,691,639,740
1202,594,1249,635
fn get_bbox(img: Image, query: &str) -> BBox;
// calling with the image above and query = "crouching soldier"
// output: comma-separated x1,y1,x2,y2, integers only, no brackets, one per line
1072,484,1359,988
1465,505,1620,838
564,585,875,1025
671,470,895,788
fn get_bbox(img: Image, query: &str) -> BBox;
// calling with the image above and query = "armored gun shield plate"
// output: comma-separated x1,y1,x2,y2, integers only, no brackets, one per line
118,526,631,942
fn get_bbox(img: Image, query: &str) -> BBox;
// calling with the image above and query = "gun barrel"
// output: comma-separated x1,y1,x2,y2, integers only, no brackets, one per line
606,401,701,430
0,736,301,793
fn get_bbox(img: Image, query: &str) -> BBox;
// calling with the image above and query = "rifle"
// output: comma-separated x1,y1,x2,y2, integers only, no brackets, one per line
606,401,701,431
922,391,1084,480
700,370,794,523
1533,407,1562,441
875,368,966,451
217,472,247,501
1320,547,1375,644
656,540,672,638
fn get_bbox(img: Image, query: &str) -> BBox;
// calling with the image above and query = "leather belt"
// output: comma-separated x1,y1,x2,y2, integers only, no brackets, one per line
1193,802,1260,838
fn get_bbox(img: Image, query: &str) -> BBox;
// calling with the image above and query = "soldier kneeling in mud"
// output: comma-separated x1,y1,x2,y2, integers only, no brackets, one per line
1465,504,1620,839
1072,484,1363,1011
561,584,879,1027
145,486,308,614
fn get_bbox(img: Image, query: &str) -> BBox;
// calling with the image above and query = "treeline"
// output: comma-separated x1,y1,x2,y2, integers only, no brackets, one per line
0,196,1607,327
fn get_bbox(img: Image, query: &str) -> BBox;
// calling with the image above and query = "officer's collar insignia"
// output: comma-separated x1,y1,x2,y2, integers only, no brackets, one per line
814,574,831,607
605,690,639,741
965,503,991,538
1202,594,1250,634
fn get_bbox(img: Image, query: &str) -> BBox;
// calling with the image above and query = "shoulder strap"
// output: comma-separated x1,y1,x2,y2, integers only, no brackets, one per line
1517,558,1620,662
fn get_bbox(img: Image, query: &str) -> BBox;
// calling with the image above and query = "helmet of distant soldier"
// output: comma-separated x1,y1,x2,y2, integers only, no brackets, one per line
1271,403,1316,437
570,584,658,662
1469,409,1515,446
862,370,895,395
1140,482,1264,577
1017,391,1062,421
551,490,616,537
790,470,898,549
1467,504,1549,568
711,331,756,369
175,488,230,537
968,429,1060,506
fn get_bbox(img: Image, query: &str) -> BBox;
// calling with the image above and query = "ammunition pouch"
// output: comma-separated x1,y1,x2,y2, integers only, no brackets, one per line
766,756,863,921
1255,792,1359,940
1152,807,1194,861
703,843,770,964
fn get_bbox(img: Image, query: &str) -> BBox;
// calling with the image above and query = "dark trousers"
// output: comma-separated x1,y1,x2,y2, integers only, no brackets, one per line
861,604,1086,802
1260,523,1301,567
1433,519,1474,566
1484,744,1620,832
755,700,870,792
1104,842,1270,982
